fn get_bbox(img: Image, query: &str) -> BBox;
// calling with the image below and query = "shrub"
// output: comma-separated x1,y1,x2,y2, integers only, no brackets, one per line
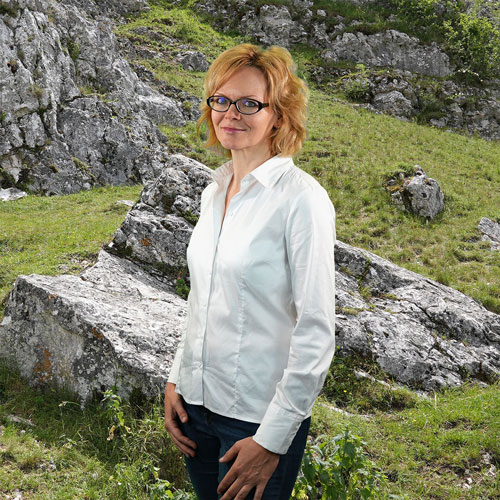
292,426,407,499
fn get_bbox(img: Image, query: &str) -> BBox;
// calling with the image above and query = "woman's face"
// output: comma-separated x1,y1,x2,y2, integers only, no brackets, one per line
211,66,280,158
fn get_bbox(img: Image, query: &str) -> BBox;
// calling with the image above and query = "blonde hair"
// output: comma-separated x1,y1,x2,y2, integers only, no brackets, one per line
197,43,309,157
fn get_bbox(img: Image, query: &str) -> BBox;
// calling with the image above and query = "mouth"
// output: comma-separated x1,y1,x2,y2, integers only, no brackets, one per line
221,127,245,133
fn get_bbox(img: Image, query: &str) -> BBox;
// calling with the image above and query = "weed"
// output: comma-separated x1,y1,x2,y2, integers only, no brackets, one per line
292,426,408,499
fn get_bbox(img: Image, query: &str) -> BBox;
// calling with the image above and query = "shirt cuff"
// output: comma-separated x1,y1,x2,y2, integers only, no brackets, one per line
167,348,183,385
252,400,305,455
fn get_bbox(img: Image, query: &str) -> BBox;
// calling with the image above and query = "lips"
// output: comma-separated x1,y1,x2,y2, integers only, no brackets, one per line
222,127,245,133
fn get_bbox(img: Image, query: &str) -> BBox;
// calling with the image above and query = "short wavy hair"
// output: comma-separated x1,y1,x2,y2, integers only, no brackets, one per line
197,43,309,158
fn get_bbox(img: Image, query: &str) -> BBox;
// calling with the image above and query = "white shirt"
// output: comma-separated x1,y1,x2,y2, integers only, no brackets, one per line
168,155,336,455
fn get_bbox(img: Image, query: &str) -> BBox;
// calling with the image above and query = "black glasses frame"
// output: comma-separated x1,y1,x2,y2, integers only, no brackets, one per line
207,95,269,115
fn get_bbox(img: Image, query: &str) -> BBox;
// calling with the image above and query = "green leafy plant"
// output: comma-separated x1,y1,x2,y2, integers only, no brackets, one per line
101,387,131,441
175,276,190,299
339,64,373,102
292,427,407,499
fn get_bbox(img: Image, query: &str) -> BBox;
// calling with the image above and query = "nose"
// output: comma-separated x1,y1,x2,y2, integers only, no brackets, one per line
224,102,241,119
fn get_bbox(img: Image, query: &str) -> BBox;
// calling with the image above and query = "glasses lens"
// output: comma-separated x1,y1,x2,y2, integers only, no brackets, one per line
209,96,229,111
237,98,259,114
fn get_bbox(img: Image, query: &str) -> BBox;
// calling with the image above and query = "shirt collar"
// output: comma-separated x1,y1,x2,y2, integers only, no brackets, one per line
211,155,293,188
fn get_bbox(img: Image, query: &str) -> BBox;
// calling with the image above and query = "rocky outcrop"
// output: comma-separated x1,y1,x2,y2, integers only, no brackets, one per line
0,0,189,195
385,166,445,219
0,250,187,403
478,217,500,250
106,155,213,285
196,0,499,139
322,30,452,77
1,154,498,404
197,0,451,77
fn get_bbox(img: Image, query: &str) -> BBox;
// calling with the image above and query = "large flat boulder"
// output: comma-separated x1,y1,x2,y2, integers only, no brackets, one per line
0,250,186,403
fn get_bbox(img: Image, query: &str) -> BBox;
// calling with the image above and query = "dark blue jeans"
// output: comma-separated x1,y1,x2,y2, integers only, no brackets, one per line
178,398,310,500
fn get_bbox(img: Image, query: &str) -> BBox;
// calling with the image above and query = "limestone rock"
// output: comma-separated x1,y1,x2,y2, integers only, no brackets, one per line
177,51,210,72
373,90,414,118
385,166,445,219
334,241,500,390
478,217,500,250
0,0,188,195
106,154,213,285
323,30,452,77
0,250,186,404
0,187,27,201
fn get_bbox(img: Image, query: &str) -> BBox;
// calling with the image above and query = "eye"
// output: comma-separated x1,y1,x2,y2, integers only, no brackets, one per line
213,96,228,105
241,98,258,108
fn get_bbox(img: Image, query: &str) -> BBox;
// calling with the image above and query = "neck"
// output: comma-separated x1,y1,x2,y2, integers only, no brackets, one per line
230,147,274,187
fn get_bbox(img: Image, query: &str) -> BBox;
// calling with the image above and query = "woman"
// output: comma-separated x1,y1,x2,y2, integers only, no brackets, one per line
164,43,336,500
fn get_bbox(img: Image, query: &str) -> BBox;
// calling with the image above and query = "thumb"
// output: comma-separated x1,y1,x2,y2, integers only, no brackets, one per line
174,401,189,424
220,442,239,463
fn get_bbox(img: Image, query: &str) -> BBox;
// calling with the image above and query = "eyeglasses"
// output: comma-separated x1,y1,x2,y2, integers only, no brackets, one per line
207,95,269,115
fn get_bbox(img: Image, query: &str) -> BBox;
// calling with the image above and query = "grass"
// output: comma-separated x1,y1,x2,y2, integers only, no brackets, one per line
0,361,190,499
1,356,499,499
0,184,143,320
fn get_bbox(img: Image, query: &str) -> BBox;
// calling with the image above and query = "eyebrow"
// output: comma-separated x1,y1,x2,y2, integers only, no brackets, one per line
214,93,262,99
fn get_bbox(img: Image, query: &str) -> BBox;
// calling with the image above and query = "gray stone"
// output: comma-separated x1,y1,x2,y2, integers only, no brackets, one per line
106,155,213,285
334,241,500,391
0,250,186,404
385,166,445,219
373,90,414,118
324,30,452,77
478,217,500,250
177,51,210,72
1,155,498,404
0,187,27,201
0,0,189,195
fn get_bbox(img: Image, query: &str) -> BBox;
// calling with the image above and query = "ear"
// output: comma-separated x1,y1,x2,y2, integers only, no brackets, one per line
273,116,282,129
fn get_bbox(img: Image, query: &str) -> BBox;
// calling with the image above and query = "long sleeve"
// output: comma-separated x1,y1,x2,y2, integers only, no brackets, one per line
167,289,191,385
252,186,336,455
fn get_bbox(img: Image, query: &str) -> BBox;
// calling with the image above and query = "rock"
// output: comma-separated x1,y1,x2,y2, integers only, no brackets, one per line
177,51,210,72
1,155,498,404
0,0,189,195
323,30,452,77
0,187,27,201
0,250,187,404
116,200,136,208
373,90,414,118
385,166,445,219
478,217,500,250
240,4,304,47
335,241,500,390
106,154,213,286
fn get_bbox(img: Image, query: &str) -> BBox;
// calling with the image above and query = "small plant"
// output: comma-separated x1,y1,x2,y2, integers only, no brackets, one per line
175,276,190,300
67,39,81,62
339,64,373,102
29,83,44,99
292,427,408,499
101,387,131,441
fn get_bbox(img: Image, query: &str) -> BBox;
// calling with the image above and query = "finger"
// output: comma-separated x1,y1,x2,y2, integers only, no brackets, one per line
253,485,265,500
220,480,251,500
170,434,196,457
173,399,189,424
219,442,239,463
217,466,238,495
167,422,197,451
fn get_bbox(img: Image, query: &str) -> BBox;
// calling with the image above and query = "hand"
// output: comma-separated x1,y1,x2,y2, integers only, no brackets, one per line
163,382,197,457
217,437,280,500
